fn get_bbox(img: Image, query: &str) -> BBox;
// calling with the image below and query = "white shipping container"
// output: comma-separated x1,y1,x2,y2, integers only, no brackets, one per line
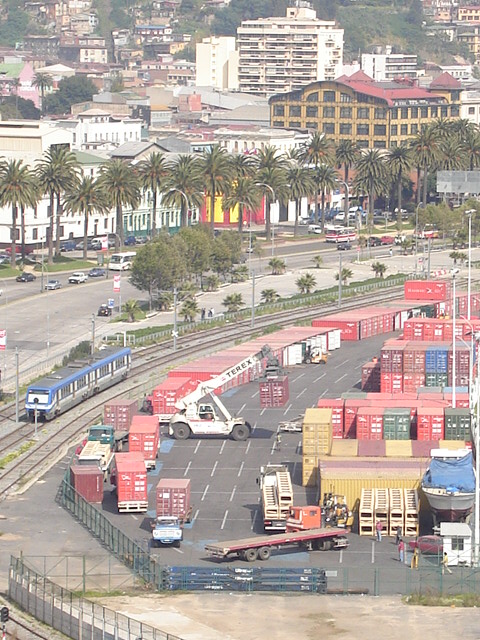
327,329,341,350
284,344,303,366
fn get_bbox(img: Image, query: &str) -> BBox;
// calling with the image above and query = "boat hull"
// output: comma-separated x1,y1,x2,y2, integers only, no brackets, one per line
422,486,474,522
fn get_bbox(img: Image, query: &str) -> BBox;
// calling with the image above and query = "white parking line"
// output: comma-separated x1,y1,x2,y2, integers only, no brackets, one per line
184,461,191,476
238,461,244,477
230,486,237,502
297,388,306,398
283,404,292,415
260,408,266,416
219,441,226,455
246,440,252,455
251,422,257,434
334,373,347,384
239,403,246,413
131,515,138,521
318,389,328,399
201,485,209,501
221,509,228,530
354,362,364,370
173,547,184,554
194,441,201,454
211,461,218,477
314,372,326,382
252,390,259,398
335,359,349,369
251,510,258,530
193,508,199,522
293,373,305,381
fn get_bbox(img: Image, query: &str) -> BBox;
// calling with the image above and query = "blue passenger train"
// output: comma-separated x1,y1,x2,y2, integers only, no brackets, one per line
25,347,132,421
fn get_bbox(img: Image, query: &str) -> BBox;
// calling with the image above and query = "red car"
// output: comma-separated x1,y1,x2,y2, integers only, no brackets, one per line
409,535,443,555
380,235,395,245
5,245,34,255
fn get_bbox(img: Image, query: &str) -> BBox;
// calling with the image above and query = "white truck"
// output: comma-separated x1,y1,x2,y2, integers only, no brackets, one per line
68,272,88,284
168,345,280,441
151,516,183,547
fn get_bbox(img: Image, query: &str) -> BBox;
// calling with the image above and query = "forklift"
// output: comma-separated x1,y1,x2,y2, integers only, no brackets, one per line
304,346,329,365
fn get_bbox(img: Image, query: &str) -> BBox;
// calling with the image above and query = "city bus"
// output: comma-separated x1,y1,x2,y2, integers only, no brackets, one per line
108,252,136,271
325,226,356,243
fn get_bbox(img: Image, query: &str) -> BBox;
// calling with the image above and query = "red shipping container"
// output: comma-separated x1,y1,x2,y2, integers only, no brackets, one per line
70,465,104,503
361,361,381,392
151,377,194,418
129,415,159,468
317,398,344,438
259,376,289,407
380,341,404,373
312,318,360,341
104,398,138,431
380,372,404,394
403,345,426,373
156,478,191,519
417,408,445,440
403,372,426,394
404,280,450,301
344,399,371,438
356,407,384,440
114,452,147,505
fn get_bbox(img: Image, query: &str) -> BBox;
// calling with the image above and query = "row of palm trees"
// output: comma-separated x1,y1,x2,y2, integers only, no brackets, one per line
4,116,479,268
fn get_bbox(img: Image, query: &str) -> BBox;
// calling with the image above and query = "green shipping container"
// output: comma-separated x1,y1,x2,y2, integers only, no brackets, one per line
444,408,472,442
383,408,411,440
425,373,448,388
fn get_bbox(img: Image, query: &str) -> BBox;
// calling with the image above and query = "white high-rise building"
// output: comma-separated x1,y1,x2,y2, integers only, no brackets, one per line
236,6,343,97
196,36,239,90
361,46,418,82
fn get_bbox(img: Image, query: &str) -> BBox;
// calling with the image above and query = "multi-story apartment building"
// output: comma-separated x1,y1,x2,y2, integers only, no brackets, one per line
458,5,480,22
361,46,418,81
458,24,480,63
195,36,238,90
236,5,343,97
269,71,461,148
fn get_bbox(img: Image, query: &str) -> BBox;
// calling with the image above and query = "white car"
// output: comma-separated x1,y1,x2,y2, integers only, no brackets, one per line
308,224,322,234
68,272,88,284
45,279,62,290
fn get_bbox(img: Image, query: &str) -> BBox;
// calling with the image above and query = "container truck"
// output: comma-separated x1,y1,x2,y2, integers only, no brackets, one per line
151,516,183,546
205,528,348,562
128,415,159,470
155,478,192,523
258,464,293,532
111,452,148,512
77,425,124,478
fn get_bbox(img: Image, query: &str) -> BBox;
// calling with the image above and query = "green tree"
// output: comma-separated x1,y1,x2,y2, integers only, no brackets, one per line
335,139,359,217
211,231,242,279
44,75,97,115
354,149,388,230
312,255,324,268
371,261,387,278
181,298,199,322
177,224,213,286
301,132,335,224
410,125,443,207
200,145,233,232
204,274,220,291
223,176,261,234
296,272,317,294
53,147,80,256
463,130,480,170
124,299,140,322
260,288,279,304
317,165,339,229
335,267,353,285
34,71,54,114
287,163,316,237
387,144,412,226
0,160,38,267
63,176,110,260
223,292,244,312
163,155,204,228
138,152,168,237
254,146,288,240
98,159,140,248
268,257,286,275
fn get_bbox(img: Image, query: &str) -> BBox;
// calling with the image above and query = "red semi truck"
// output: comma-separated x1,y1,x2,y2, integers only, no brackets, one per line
204,527,348,562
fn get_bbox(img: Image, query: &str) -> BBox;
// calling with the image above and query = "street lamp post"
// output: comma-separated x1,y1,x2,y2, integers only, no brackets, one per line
415,203,423,276
474,334,480,566
168,189,190,227
256,183,276,254
452,268,459,408
173,286,178,352
466,209,475,321
336,179,353,229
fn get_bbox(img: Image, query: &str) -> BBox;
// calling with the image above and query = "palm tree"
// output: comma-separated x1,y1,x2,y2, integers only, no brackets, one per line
439,137,468,171
335,267,353,285
260,288,279,304
336,140,359,217
312,255,323,268
0,160,39,268
11,77,20,115
300,132,335,223
286,163,316,237
354,149,387,230
296,272,317,294
163,155,204,228
410,125,443,207
98,159,141,248
200,145,233,232
222,177,261,234
223,293,244,312
64,176,110,260
316,165,339,229
268,257,286,275
181,298,199,322
124,299,140,322
254,146,288,240
33,72,53,115
372,262,387,278
52,147,80,256
138,152,168,238
386,144,412,227
463,131,480,170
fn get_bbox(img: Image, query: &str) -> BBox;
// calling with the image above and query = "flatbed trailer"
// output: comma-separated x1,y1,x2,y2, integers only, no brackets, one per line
205,527,348,562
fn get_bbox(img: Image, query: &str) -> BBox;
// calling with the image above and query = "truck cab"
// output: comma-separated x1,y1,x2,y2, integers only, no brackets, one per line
152,516,183,547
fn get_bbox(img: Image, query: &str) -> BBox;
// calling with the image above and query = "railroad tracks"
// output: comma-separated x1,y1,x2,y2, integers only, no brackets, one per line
0,284,408,499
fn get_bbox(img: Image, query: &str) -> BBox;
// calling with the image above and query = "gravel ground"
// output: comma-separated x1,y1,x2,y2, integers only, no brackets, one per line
98,593,480,640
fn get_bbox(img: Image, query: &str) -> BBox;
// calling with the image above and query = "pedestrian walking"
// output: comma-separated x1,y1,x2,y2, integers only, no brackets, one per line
395,525,402,545
201,308,206,320
375,520,383,542
398,538,405,563
411,547,419,570
442,552,452,575
274,432,282,452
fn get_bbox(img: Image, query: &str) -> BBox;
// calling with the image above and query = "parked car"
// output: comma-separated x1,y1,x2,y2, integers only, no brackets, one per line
68,272,88,284
409,535,443,555
97,303,112,317
395,234,407,245
16,272,36,282
60,240,77,252
6,245,34,255
337,242,352,251
88,268,106,278
368,236,382,247
380,235,395,245
308,224,322,234
135,236,148,245
45,279,62,290
124,236,136,246
0,254,10,265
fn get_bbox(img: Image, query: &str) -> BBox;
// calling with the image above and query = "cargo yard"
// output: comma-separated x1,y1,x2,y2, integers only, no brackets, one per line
63,276,480,583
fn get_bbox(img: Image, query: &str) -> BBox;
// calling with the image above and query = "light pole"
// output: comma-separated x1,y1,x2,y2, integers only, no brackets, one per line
338,252,342,308
256,183,276,255
173,286,178,352
168,189,190,227
474,333,480,566
91,314,95,356
451,268,459,408
414,203,423,276
465,209,475,320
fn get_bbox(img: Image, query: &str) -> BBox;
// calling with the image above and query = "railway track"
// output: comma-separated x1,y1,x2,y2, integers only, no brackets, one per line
0,284,422,499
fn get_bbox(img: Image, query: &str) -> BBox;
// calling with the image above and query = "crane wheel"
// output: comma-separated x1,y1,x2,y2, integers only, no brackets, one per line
172,423,191,440
231,423,250,441
244,548,258,562
258,546,271,561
